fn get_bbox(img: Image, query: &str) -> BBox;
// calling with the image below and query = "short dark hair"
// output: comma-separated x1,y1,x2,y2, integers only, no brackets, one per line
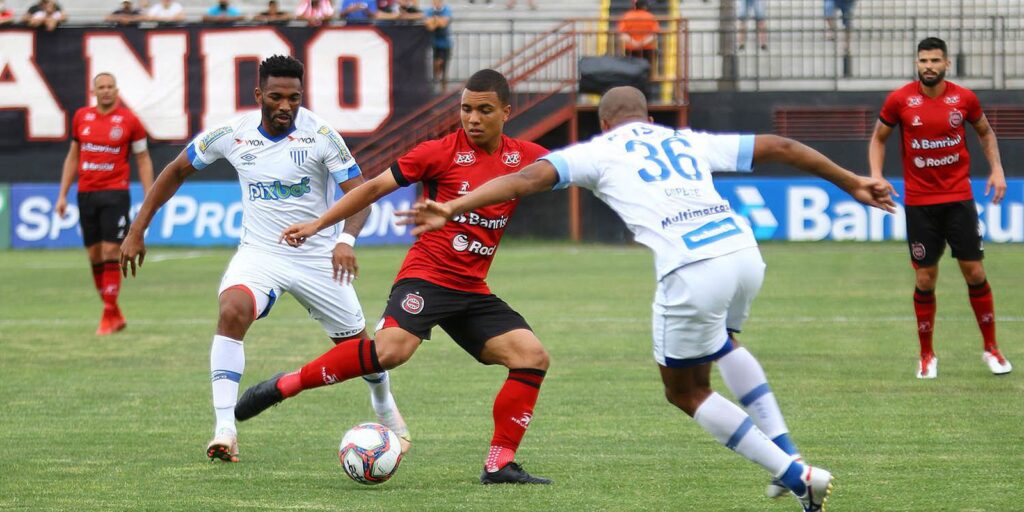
634,0,649,9
917,37,948,57
259,55,303,87
465,69,510,105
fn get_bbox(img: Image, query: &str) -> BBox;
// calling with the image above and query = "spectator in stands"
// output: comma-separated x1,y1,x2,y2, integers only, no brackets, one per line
145,0,185,22
736,0,767,51
824,0,855,54
23,0,66,31
106,0,143,25
0,1,16,25
339,0,377,24
506,0,536,9
468,0,493,6
294,0,333,25
204,0,244,22
377,0,424,21
253,0,291,22
424,0,453,90
617,0,659,68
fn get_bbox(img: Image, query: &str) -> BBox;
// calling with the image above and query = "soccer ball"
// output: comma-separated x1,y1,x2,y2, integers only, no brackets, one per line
338,422,403,485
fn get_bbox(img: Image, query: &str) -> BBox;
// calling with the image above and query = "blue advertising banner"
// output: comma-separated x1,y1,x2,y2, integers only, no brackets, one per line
9,182,416,249
715,178,1024,242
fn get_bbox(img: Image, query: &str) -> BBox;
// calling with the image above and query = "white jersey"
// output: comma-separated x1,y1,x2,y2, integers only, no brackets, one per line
544,122,758,280
186,108,361,258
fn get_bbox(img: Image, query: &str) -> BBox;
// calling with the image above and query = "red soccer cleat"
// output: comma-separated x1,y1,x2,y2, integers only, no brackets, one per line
96,310,127,336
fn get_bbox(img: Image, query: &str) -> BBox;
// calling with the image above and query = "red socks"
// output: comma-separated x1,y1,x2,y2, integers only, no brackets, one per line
968,280,997,352
486,368,545,472
100,261,121,313
913,287,936,357
91,263,105,296
277,338,382,398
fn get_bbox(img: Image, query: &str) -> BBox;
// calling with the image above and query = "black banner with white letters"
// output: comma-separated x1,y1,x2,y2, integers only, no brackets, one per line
0,24,431,181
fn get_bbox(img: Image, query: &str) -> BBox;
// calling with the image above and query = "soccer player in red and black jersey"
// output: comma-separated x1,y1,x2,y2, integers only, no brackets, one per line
56,72,154,335
869,37,1011,378
235,69,553,484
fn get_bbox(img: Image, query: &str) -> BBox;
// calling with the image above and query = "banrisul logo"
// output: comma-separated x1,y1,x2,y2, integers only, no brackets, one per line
733,186,778,239
248,177,312,201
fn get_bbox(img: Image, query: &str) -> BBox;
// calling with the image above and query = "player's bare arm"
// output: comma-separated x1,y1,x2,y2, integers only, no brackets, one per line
281,169,399,246
55,140,80,218
971,114,1007,204
868,120,895,184
120,150,199,276
398,160,559,236
331,175,372,284
753,134,897,212
134,149,155,198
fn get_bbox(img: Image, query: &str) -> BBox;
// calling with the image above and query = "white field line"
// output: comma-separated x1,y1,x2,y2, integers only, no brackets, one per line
20,251,214,269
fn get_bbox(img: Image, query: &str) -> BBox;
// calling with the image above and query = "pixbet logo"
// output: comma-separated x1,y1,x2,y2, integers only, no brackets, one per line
732,186,778,239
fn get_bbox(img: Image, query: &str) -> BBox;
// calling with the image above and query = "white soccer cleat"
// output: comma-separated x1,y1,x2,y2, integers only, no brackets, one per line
793,465,834,512
982,349,1012,375
206,428,239,463
375,399,412,454
765,477,788,498
916,354,937,379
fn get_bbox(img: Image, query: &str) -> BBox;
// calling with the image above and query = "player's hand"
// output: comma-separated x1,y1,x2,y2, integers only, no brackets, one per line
119,231,146,277
280,221,320,247
985,171,1006,205
55,196,68,218
332,242,358,285
851,176,898,213
395,199,454,236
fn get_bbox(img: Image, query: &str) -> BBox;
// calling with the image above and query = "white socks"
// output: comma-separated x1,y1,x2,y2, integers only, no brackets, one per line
211,335,245,434
363,371,396,416
717,347,794,449
693,392,793,476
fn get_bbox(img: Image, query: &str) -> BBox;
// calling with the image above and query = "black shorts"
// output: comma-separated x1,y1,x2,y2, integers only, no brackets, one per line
905,199,983,266
380,278,532,362
78,190,131,247
432,47,450,64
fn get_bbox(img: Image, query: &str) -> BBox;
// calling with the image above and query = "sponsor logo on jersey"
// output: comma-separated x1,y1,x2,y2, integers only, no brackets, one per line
247,176,312,201
949,110,964,128
401,293,424,314
660,203,732,229
235,138,265,147
318,126,352,163
290,148,308,166
81,142,122,154
81,126,91,136
913,153,960,168
112,115,123,124
501,151,521,166
452,211,509,229
109,126,123,141
910,135,962,150
288,135,315,144
197,126,232,153
239,153,257,166
451,233,496,255
911,242,926,260
84,112,96,121
454,151,476,166
944,94,960,105
681,218,743,249
907,96,923,107
81,162,116,171
911,116,923,127
458,181,470,195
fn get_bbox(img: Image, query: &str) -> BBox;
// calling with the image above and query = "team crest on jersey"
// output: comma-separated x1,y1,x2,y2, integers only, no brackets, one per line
84,112,96,121
948,110,964,128
112,115,123,123
198,126,232,153
109,126,123,141
907,96,923,107
501,151,521,166
911,242,926,261
290,148,308,166
454,151,476,166
401,293,424,314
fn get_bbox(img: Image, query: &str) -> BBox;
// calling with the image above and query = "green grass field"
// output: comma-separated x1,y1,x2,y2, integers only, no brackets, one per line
1,241,1022,511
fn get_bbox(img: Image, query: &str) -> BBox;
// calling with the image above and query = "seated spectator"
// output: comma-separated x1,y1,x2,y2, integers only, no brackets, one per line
294,0,333,25
617,0,659,67
106,0,142,25
339,0,377,24
506,0,536,9
203,0,244,22
398,0,423,19
377,0,422,20
736,0,768,51
253,0,291,22
0,1,16,25
23,0,66,31
824,0,856,55
145,0,185,22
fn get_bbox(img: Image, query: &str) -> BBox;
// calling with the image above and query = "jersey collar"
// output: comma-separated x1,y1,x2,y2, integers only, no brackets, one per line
258,123,297,142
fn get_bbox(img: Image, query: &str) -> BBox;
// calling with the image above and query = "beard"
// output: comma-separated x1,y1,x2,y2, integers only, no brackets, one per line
918,69,945,87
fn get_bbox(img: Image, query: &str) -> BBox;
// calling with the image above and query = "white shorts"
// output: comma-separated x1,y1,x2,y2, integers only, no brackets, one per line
652,246,765,367
217,246,366,339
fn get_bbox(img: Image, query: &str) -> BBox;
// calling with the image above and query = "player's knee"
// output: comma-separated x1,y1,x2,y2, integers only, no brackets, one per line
374,338,417,369
521,343,550,371
664,387,711,417
217,301,254,336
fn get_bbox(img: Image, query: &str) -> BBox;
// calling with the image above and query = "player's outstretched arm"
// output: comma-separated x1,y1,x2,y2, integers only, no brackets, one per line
281,169,399,247
330,175,372,284
753,134,897,213
120,150,198,277
971,114,1007,204
397,160,559,236
55,140,80,218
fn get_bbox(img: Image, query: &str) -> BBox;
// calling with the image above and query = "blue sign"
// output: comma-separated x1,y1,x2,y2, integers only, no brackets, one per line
8,182,416,248
715,178,1024,242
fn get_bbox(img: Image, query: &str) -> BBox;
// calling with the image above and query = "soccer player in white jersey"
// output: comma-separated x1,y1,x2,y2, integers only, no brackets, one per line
400,86,896,511
119,55,410,462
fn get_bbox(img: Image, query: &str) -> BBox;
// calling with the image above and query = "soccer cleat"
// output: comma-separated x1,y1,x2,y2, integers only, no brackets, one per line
916,353,937,379
480,462,552,485
235,372,285,421
765,477,788,498
376,404,412,454
206,428,239,463
95,311,126,336
793,465,834,512
982,349,1012,375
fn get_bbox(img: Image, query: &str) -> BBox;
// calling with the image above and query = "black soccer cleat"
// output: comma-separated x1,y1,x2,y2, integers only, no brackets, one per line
235,372,285,421
480,462,552,485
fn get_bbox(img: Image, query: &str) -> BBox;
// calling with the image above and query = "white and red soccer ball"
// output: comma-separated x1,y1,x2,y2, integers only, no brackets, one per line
338,423,403,485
